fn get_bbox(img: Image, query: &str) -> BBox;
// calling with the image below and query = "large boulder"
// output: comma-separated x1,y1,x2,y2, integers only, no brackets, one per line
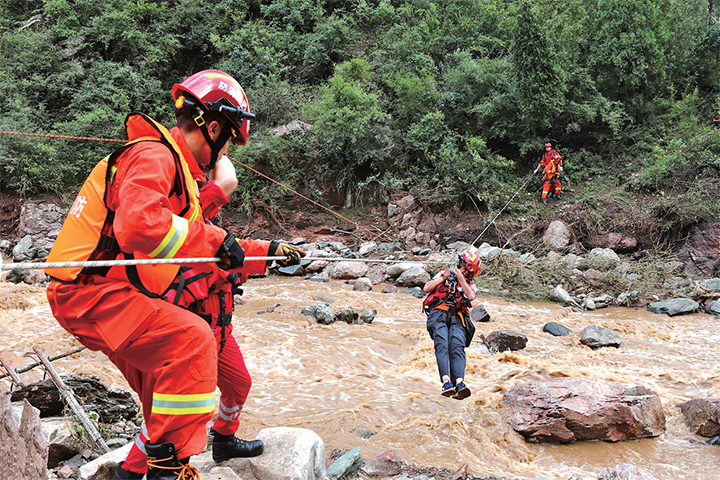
647,298,700,316
502,378,666,444
193,427,327,480
394,266,430,287
542,221,571,250
329,261,368,280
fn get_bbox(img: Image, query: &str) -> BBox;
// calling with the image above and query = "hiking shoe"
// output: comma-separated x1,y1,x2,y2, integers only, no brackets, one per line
541,199,548,206
453,382,471,400
441,381,455,397
112,462,144,480
211,429,264,462
556,194,563,200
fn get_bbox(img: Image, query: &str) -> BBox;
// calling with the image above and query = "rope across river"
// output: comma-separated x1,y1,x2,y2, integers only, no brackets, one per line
0,255,442,271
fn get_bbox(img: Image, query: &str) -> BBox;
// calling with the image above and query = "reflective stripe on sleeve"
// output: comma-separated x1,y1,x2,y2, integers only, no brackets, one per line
149,215,189,259
151,391,216,415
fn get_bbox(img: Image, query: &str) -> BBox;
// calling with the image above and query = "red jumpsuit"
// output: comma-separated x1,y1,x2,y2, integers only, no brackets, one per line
47,119,227,461
537,149,563,200
122,181,271,474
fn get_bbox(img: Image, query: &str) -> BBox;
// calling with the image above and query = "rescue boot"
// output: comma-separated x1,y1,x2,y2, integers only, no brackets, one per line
111,461,144,480
211,428,264,462
145,441,199,480
541,199,548,206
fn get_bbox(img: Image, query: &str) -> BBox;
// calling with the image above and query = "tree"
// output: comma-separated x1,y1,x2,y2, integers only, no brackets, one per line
510,0,565,139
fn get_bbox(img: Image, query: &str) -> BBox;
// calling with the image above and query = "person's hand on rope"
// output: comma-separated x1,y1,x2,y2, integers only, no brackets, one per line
269,241,306,266
216,231,245,270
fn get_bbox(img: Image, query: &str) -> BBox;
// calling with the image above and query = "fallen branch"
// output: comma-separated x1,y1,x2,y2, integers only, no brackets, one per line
33,348,110,454
0,355,23,388
0,347,87,380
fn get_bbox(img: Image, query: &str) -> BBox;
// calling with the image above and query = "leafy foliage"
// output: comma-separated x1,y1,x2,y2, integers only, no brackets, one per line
0,0,717,226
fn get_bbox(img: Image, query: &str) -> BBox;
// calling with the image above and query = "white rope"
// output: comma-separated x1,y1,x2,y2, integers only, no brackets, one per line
468,170,536,250
0,255,441,271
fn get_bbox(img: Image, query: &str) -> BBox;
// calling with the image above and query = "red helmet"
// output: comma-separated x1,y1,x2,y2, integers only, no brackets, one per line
458,252,481,275
544,142,552,148
172,70,253,145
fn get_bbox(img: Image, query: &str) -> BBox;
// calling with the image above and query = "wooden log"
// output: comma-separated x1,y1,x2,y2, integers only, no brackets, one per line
0,355,22,388
33,348,110,454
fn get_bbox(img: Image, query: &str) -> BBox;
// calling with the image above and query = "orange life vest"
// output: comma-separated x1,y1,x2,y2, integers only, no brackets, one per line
46,113,202,297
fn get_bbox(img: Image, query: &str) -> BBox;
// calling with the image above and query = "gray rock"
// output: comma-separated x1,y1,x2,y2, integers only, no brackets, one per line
446,241,472,251
597,463,660,480
358,241,377,257
334,307,359,325
385,262,423,278
378,242,401,252
12,235,35,261
587,247,621,264
542,220,571,250
706,301,720,316
394,266,430,287
352,427,376,439
381,285,398,294
484,329,528,352
543,322,572,337
550,285,580,308
647,298,700,316
701,278,720,292
327,447,362,480
357,309,377,324
301,303,334,324
470,305,491,323
353,277,373,292
401,287,424,298
580,325,621,349
278,264,304,276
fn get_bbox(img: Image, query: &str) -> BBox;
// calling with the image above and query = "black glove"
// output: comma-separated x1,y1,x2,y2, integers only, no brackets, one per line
216,232,245,270
269,241,306,267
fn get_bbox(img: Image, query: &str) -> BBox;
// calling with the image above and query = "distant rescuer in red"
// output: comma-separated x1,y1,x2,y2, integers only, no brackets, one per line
535,142,563,205
45,70,259,480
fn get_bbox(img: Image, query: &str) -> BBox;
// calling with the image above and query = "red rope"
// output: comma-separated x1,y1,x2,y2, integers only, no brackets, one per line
0,129,417,260
229,156,419,260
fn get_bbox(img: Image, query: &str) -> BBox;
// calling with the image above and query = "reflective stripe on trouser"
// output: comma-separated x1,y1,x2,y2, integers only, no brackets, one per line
47,277,218,461
120,323,252,471
212,323,252,436
124,427,150,474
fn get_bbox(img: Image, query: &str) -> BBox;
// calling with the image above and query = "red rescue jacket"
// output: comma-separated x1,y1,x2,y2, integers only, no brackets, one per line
46,113,225,297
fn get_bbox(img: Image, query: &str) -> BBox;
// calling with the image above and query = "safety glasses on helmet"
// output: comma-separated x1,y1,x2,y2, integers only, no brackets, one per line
457,254,479,275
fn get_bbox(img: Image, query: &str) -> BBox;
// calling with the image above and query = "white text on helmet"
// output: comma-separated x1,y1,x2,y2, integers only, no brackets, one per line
218,81,248,111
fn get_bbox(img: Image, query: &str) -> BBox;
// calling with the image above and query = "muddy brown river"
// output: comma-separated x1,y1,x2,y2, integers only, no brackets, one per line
1,277,718,479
